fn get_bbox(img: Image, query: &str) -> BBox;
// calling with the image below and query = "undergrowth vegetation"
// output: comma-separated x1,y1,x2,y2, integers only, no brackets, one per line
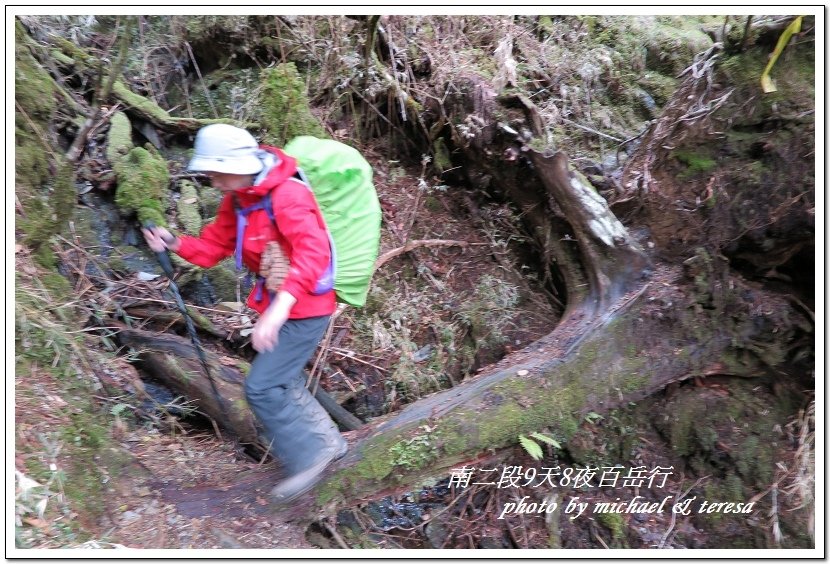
14,250,128,548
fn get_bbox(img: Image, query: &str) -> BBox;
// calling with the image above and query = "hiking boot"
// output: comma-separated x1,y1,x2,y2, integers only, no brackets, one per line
269,435,348,505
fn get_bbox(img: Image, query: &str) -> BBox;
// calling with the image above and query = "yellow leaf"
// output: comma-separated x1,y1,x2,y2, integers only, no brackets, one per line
761,75,777,94
760,16,803,94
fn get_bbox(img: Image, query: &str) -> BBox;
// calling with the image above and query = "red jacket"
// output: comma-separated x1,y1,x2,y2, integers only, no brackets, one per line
176,146,336,319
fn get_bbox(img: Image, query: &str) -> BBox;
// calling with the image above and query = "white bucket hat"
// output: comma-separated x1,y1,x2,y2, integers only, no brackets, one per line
187,124,265,175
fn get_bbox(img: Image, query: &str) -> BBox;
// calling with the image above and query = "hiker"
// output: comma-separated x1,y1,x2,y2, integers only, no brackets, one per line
141,123,347,503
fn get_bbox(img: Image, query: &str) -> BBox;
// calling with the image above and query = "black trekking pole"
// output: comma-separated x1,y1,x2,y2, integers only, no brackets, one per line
143,222,229,421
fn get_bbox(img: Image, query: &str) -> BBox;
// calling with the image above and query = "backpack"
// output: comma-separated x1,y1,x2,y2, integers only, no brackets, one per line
235,137,381,308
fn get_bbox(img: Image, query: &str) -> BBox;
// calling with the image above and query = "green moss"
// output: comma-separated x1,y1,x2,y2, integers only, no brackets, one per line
112,81,173,122
176,180,203,234
432,137,452,172
719,45,814,115
537,15,555,37
46,34,94,68
198,185,224,220
20,158,77,252
16,125,51,193
424,195,443,213
49,48,75,66
389,427,440,471
15,21,74,253
637,71,678,106
673,149,717,179
205,259,239,302
114,145,170,224
597,512,626,542
106,111,133,167
41,272,73,302
107,254,127,273
644,21,713,75
734,435,774,486
15,22,55,124
259,63,326,146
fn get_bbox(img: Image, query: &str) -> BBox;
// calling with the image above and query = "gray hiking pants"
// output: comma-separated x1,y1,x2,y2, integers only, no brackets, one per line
244,315,341,475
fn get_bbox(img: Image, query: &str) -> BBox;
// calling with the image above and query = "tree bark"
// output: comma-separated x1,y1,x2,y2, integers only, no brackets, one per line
526,149,649,316
271,264,784,521
115,325,364,444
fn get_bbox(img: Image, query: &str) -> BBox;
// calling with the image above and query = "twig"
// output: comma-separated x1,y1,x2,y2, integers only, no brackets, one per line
184,40,218,119
374,239,475,270
658,475,708,548
328,347,389,372
323,518,351,549
593,527,610,549
257,439,274,467
307,303,348,393
740,16,754,51
115,297,248,317
561,117,623,142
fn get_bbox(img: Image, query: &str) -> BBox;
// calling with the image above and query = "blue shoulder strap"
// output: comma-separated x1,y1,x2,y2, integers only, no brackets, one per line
233,179,335,295
234,192,275,271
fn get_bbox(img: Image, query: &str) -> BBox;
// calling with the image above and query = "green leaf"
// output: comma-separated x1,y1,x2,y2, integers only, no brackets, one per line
518,434,544,460
529,432,561,449
585,411,604,424
110,403,130,417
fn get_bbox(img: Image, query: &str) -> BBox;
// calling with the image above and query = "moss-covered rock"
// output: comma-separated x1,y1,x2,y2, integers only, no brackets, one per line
15,19,68,256
114,145,170,225
198,185,224,221
176,180,202,234
106,110,134,167
205,259,239,302
15,22,55,126
20,159,77,261
260,63,326,146
644,19,714,75
653,379,790,489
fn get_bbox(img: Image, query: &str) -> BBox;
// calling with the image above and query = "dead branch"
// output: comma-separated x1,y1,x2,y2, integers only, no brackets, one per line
374,239,475,270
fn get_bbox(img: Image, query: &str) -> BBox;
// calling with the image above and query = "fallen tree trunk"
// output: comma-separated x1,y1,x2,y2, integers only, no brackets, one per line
270,260,795,521
116,326,262,446
115,325,364,450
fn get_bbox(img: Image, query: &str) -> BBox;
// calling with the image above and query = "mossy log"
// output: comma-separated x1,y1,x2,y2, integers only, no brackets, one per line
111,81,258,134
272,263,787,521
115,325,261,446
121,306,229,340
114,325,364,444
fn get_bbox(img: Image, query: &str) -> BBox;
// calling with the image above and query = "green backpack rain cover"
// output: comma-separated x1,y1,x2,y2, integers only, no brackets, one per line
283,136,381,307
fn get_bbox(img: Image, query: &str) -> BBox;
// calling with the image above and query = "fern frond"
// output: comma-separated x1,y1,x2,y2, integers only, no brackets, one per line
529,432,561,449
519,434,544,460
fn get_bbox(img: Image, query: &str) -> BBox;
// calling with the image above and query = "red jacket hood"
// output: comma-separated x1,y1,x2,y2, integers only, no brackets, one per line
231,145,299,204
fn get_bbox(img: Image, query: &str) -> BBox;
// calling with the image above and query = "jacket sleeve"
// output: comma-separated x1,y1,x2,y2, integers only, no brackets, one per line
273,180,332,299
176,195,238,268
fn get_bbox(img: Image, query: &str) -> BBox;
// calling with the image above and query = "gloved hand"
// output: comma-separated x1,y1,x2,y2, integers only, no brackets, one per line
141,225,181,253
